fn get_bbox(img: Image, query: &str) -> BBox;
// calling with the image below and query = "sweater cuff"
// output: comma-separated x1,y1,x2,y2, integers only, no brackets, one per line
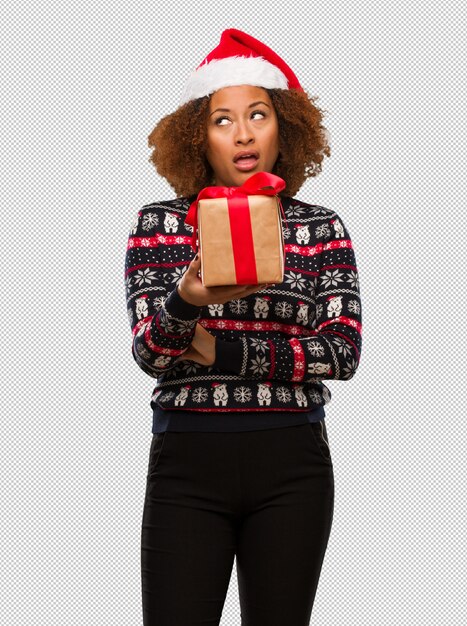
163,285,202,320
213,338,244,374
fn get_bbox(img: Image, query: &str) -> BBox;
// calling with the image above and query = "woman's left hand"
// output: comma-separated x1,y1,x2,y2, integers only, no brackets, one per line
176,323,216,366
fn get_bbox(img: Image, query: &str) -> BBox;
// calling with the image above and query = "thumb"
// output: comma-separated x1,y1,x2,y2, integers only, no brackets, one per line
191,253,200,266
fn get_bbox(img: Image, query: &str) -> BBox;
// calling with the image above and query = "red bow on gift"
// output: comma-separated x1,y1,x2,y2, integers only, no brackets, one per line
185,171,289,254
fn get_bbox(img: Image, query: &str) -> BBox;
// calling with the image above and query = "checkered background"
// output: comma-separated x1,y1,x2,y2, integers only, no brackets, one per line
1,0,466,624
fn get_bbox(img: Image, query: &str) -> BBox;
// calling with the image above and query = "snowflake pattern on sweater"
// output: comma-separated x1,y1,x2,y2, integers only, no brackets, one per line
124,195,362,414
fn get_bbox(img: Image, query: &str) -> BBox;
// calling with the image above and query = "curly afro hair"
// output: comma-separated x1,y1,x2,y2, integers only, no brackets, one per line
147,87,331,198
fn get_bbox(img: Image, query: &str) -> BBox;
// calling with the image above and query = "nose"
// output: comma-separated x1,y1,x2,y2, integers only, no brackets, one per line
235,119,254,145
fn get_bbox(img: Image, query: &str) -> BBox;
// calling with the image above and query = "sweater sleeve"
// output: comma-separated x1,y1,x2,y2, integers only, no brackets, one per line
213,212,362,382
124,209,202,378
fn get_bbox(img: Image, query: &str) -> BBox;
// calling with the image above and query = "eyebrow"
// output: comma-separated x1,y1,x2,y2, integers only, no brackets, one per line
209,101,271,117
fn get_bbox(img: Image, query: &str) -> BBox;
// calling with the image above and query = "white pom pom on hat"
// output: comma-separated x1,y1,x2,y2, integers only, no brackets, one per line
179,28,304,106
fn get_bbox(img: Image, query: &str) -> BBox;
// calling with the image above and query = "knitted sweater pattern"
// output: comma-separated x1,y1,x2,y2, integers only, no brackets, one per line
124,195,362,415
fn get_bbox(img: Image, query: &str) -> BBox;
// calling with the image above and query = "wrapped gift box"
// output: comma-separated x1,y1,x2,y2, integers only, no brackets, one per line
197,194,285,287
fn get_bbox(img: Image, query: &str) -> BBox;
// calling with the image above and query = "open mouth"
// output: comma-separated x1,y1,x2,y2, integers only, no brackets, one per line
233,154,259,171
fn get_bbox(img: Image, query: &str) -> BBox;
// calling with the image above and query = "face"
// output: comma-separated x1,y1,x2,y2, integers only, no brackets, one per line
205,85,280,187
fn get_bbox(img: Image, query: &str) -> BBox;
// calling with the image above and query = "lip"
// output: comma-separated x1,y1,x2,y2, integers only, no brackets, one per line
233,150,259,162
233,150,260,172
234,157,259,171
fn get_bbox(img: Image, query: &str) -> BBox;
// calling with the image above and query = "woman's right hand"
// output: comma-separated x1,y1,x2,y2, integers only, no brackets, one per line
177,253,274,307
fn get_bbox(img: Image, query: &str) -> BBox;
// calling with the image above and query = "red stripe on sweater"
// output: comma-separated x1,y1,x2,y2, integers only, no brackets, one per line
285,239,353,257
289,337,306,382
200,318,318,336
285,242,323,257
283,266,319,277
317,315,362,335
323,239,354,251
127,234,193,249
267,340,276,379
124,260,189,278
128,236,352,254
319,263,358,271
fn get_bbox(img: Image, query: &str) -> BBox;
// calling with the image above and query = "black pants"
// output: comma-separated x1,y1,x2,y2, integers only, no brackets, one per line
141,421,334,626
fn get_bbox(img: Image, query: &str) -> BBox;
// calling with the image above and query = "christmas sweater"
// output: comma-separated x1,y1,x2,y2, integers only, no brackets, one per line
124,194,362,433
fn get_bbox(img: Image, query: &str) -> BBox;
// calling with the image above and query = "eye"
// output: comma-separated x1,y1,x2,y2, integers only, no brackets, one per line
214,110,267,125
215,116,230,126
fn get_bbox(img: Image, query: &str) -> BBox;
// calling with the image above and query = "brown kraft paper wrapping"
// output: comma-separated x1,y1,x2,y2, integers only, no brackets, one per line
197,194,285,287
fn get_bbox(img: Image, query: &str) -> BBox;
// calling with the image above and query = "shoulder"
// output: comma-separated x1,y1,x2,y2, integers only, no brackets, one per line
140,196,194,215
282,196,336,237
131,196,196,234
282,195,335,219
282,196,355,243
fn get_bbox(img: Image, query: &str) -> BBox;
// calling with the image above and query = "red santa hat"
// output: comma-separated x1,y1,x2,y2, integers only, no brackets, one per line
179,28,304,105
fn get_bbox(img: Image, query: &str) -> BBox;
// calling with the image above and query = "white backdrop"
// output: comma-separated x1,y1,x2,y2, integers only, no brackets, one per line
1,0,466,624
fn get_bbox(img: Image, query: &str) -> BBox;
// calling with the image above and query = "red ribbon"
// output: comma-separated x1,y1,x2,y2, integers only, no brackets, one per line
185,172,288,284
185,170,288,256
